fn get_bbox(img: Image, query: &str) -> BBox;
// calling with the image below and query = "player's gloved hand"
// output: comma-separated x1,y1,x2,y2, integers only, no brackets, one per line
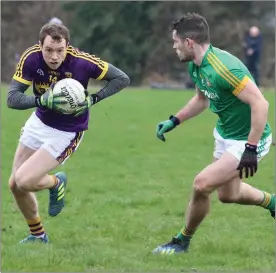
237,143,258,179
156,115,180,142
35,83,67,113
74,91,98,117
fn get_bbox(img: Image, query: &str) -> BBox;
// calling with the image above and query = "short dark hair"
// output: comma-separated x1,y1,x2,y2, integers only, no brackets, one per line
171,13,210,44
39,23,70,45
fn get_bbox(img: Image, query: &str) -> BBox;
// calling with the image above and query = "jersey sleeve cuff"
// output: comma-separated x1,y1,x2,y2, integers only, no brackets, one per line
232,75,250,96
96,62,108,80
13,75,32,85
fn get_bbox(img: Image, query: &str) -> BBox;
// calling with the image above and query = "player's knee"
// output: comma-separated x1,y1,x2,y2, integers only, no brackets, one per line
8,175,26,197
193,174,212,195
8,175,17,192
14,170,33,191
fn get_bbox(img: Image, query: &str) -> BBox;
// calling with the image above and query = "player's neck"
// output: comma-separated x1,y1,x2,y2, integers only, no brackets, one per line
192,43,210,66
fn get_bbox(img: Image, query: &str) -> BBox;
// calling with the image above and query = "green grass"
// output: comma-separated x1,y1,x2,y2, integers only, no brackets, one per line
1,85,275,272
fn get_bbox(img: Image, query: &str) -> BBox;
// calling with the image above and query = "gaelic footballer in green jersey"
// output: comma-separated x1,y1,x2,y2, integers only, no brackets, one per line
154,12,274,255
188,46,271,141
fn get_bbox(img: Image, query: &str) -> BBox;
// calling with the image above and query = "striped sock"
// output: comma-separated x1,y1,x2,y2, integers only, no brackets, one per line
27,217,45,238
176,226,195,241
258,192,275,211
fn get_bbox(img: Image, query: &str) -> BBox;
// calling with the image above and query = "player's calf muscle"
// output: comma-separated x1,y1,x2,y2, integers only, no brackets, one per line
14,171,39,191
14,168,54,191
14,148,60,191
14,170,55,191
217,190,239,203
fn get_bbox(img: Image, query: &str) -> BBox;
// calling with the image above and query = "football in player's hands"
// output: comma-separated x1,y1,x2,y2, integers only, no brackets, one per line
52,78,86,114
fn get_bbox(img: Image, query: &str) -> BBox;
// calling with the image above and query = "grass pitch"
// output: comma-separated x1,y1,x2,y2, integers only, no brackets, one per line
1,85,275,272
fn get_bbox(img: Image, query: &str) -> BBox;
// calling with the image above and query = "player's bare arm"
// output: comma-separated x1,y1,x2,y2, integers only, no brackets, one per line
175,85,209,123
236,78,269,178
156,85,209,142
236,79,269,145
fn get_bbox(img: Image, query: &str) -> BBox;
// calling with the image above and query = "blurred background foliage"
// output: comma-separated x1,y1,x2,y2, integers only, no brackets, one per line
1,1,275,86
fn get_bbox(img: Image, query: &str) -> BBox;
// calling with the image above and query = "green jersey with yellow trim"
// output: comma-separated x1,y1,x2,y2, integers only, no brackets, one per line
189,44,271,140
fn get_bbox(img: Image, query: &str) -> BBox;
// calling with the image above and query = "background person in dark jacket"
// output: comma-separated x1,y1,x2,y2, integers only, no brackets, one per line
243,26,262,86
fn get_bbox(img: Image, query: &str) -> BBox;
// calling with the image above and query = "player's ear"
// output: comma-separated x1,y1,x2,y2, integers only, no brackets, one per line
183,38,189,47
186,38,194,48
39,41,42,50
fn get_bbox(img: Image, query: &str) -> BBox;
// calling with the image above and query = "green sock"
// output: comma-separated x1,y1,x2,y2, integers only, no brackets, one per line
258,192,275,211
176,227,194,241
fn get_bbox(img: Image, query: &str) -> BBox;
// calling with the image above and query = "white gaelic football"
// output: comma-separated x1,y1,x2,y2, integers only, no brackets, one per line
53,78,86,114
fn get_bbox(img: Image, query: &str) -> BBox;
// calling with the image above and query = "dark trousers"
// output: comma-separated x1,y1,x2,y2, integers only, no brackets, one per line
246,58,260,86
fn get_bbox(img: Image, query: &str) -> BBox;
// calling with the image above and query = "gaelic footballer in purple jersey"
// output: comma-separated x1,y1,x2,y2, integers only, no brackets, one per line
13,45,108,132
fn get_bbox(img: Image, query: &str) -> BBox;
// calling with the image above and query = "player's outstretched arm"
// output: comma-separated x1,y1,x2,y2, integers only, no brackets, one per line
7,79,65,111
74,64,130,116
7,79,37,109
175,86,209,123
156,86,209,142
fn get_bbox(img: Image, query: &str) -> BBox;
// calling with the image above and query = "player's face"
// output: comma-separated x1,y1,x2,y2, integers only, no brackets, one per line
172,30,194,62
40,35,67,70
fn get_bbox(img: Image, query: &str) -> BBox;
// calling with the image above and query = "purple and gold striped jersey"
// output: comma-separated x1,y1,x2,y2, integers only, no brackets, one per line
188,44,271,141
13,44,108,132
